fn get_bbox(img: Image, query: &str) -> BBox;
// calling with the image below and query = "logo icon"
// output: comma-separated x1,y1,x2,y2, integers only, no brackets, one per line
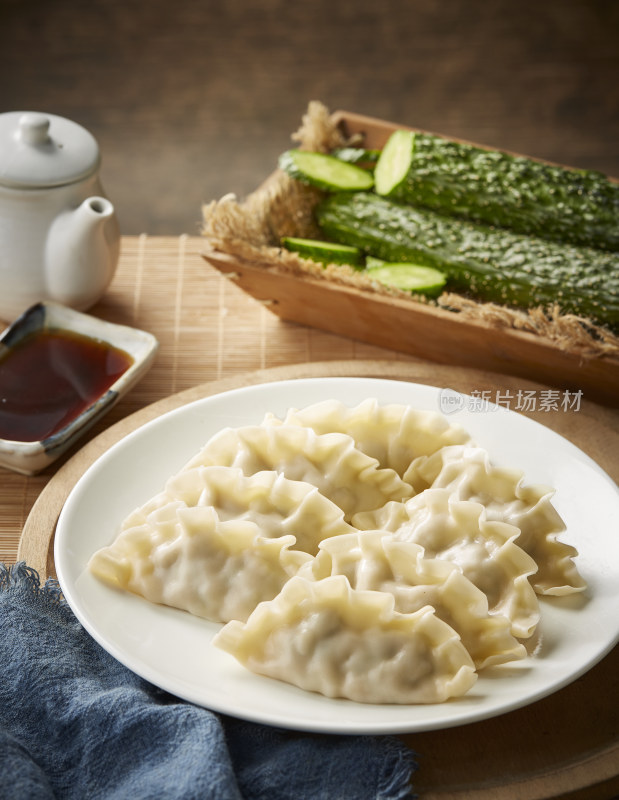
438,387,466,415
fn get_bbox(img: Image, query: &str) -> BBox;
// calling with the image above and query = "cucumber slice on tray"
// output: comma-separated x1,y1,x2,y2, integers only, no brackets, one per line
366,261,447,295
374,129,415,197
279,149,374,192
281,236,362,266
282,236,446,294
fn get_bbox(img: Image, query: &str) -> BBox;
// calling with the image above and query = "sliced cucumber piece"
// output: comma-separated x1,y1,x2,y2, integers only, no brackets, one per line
279,149,374,192
374,130,415,197
366,261,446,295
282,236,362,266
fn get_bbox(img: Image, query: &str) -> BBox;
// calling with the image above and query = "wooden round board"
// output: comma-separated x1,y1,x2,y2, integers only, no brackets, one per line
18,360,619,800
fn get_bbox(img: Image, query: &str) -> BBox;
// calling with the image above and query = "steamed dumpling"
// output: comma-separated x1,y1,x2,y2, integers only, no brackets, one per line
353,489,540,638
406,444,586,596
213,575,477,704
88,503,311,623
89,396,585,708
183,424,413,520
120,466,355,555
264,397,471,477
300,530,526,669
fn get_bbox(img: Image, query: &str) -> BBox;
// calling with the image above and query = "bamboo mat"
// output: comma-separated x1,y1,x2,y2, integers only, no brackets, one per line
0,235,418,564
3,233,618,560
2,235,619,563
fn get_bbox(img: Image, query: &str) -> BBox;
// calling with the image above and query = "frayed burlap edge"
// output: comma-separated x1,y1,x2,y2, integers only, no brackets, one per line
202,100,619,360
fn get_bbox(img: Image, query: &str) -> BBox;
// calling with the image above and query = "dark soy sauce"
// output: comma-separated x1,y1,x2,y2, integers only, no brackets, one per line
0,329,133,442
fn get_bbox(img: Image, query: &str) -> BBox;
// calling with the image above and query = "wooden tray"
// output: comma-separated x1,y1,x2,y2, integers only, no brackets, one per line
202,110,619,408
18,361,619,800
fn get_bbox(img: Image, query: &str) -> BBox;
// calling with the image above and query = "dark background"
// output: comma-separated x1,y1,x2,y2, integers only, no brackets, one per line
1,0,617,235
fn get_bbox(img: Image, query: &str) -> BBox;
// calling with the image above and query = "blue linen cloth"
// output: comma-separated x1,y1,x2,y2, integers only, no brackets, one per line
0,563,416,800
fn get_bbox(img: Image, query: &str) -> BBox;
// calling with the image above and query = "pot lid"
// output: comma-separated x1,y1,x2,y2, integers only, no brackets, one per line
0,111,101,188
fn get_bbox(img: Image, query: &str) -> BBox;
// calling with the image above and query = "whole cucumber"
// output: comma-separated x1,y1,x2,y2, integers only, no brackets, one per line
315,192,619,332
374,130,619,252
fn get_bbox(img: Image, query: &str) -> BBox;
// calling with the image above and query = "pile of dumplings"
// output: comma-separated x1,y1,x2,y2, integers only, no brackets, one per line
89,398,586,705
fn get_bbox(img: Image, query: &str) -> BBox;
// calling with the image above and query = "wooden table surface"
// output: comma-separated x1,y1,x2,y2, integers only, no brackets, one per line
2,235,618,799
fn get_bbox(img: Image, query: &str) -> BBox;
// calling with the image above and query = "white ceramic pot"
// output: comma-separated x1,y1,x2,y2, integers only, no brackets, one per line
0,111,120,321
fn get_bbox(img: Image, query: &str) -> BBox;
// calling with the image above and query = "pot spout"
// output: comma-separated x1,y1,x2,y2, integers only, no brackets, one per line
45,196,120,310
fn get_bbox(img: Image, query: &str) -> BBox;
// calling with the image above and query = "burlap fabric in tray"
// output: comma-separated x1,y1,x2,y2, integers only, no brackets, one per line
202,101,619,360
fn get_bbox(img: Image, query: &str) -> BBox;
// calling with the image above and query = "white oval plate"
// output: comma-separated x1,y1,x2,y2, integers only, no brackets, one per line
54,378,619,734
